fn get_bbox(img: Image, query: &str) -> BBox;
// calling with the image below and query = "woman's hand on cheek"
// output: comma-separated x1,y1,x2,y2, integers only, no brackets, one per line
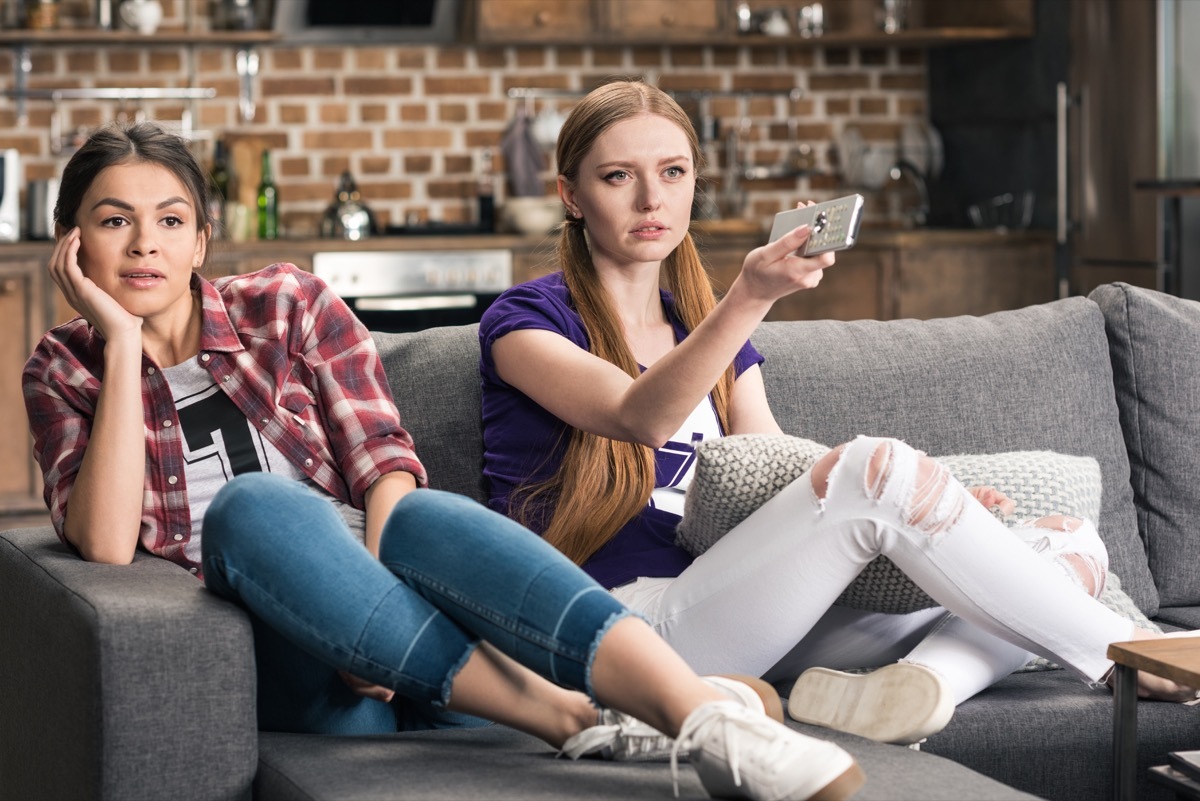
49,228,143,341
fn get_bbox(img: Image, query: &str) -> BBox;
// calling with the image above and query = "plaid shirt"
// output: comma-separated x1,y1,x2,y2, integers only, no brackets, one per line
22,263,427,575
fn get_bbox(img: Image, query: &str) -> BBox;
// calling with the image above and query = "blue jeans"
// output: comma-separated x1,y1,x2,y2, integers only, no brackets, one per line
201,474,630,735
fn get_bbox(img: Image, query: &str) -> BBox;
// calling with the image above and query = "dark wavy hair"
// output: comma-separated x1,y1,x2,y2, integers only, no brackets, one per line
54,122,213,251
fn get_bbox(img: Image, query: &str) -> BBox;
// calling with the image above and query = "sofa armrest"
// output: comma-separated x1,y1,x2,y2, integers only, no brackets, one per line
0,526,257,801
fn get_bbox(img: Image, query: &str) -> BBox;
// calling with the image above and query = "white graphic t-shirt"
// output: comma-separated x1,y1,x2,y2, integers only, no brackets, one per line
648,395,723,518
161,357,364,557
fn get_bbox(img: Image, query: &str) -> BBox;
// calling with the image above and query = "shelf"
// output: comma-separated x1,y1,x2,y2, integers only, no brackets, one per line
2,29,271,127
729,26,1033,48
0,29,279,46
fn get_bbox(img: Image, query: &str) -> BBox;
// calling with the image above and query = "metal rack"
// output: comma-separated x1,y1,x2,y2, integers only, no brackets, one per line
1,31,273,128
3,85,219,153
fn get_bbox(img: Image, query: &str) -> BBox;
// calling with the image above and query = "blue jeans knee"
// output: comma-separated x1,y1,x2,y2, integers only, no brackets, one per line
379,489,633,699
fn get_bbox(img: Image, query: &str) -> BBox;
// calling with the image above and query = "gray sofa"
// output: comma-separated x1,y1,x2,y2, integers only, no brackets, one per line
3,281,1199,801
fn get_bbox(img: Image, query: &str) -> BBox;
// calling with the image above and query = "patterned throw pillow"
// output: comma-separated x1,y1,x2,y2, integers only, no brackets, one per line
676,434,1105,614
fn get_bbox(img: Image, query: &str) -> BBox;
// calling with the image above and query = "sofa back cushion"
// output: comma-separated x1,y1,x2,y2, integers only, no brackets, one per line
751,297,1158,616
374,325,488,504
367,300,1159,616
1090,283,1200,608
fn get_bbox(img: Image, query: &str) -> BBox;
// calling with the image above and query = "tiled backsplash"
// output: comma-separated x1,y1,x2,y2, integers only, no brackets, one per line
6,2,927,236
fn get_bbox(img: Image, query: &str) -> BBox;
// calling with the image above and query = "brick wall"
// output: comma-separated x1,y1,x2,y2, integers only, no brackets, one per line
6,1,926,237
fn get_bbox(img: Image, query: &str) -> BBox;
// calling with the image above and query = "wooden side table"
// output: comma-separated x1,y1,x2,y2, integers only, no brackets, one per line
1107,637,1200,801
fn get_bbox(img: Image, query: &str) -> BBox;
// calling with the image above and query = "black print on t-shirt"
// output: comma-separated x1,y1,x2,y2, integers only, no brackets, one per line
176,389,266,477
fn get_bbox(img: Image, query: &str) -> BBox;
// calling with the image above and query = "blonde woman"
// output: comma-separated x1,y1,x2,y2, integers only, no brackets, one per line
479,80,1195,747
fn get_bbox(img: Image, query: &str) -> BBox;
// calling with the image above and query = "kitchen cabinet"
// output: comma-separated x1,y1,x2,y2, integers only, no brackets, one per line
474,0,596,44
696,228,1055,321
891,235,1055,319
472,0,1031,46
602,0,724,42
0,254,64,523
474,0,723,44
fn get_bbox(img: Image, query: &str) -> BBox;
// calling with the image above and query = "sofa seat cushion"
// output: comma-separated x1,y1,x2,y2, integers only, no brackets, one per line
1090,283,1200,607
923,669,1200,801
255,721,1041,801
751,299,1158,616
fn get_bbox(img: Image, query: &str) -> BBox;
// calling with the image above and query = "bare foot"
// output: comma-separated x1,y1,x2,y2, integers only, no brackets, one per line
1110,628,1200,701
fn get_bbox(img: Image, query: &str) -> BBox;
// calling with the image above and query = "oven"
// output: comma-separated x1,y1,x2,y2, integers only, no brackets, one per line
312,249,512,333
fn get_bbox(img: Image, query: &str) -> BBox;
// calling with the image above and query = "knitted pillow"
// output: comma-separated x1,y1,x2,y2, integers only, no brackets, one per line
676,434,1103,614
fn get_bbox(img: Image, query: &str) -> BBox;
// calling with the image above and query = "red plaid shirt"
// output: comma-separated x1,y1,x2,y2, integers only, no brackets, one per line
23,263,427,574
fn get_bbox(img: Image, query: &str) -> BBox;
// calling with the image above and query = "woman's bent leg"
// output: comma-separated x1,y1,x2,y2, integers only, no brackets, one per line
377,489,633,699
655,436,1133,683
202,474,481,729
900,516,1108,703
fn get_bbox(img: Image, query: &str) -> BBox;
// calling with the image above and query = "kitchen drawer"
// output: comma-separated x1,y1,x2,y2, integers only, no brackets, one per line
602,0,723,41
475,0,594,43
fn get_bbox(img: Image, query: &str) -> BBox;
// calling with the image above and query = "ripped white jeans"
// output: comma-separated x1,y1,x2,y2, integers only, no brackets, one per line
613,435,1135,703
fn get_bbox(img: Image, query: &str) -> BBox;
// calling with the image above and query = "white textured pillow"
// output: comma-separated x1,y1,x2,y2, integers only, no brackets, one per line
677,434,1104,614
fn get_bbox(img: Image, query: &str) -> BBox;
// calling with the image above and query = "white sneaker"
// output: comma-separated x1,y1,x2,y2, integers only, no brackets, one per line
787,663,953,745
676,701,865,801
559,675,781,761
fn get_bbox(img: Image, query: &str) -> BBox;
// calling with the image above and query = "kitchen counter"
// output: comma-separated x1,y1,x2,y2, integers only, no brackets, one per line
0,224,1052,261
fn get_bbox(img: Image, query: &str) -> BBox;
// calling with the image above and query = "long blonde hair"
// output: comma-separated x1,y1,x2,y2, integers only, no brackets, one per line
511,81,736,566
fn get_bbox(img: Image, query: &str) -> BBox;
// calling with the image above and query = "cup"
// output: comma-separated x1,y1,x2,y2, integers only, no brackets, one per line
119,0,163,35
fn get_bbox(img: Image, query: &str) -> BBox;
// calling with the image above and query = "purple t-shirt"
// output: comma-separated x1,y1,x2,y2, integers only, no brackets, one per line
479,272,764,589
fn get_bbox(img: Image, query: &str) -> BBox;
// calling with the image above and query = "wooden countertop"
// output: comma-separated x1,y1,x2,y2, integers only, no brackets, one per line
0,225,1052,260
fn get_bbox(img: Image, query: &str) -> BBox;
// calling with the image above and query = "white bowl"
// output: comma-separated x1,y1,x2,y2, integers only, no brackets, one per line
502,196,565,235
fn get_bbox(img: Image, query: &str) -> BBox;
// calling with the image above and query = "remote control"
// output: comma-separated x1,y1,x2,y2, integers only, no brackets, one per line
768,194,865,256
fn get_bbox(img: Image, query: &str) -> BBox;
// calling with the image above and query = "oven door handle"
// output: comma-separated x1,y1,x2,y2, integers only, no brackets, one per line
354,294,479,312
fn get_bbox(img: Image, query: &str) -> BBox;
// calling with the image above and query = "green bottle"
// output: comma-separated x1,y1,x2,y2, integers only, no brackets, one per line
256,149,278,240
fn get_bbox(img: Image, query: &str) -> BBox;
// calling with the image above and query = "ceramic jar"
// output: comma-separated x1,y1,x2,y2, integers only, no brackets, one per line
119,0,163,35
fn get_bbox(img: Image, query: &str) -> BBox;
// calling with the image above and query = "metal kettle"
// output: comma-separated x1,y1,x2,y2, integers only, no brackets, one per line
321,171,377,240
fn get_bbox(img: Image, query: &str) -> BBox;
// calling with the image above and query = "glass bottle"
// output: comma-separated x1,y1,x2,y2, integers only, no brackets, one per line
208,139,230,237
477,148,496,233
256,149,278,240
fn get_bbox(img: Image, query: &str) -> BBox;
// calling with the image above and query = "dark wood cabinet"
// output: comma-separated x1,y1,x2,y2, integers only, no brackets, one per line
473,0,1032,46
474,0,596,44
696,228,1055,322
0,255,62,523
603,0,725,42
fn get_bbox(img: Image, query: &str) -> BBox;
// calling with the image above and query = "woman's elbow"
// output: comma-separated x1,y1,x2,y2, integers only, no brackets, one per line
75,542,137,565
65,525,138,565
620,423,673,450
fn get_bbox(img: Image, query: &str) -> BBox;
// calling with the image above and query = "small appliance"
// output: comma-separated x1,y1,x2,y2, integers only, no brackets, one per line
25,178,57,240
0,150,20,243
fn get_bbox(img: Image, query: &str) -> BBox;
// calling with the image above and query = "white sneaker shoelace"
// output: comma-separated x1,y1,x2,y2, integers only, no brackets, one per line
558,710,672,761
670,702,790,798
558,675,768,762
